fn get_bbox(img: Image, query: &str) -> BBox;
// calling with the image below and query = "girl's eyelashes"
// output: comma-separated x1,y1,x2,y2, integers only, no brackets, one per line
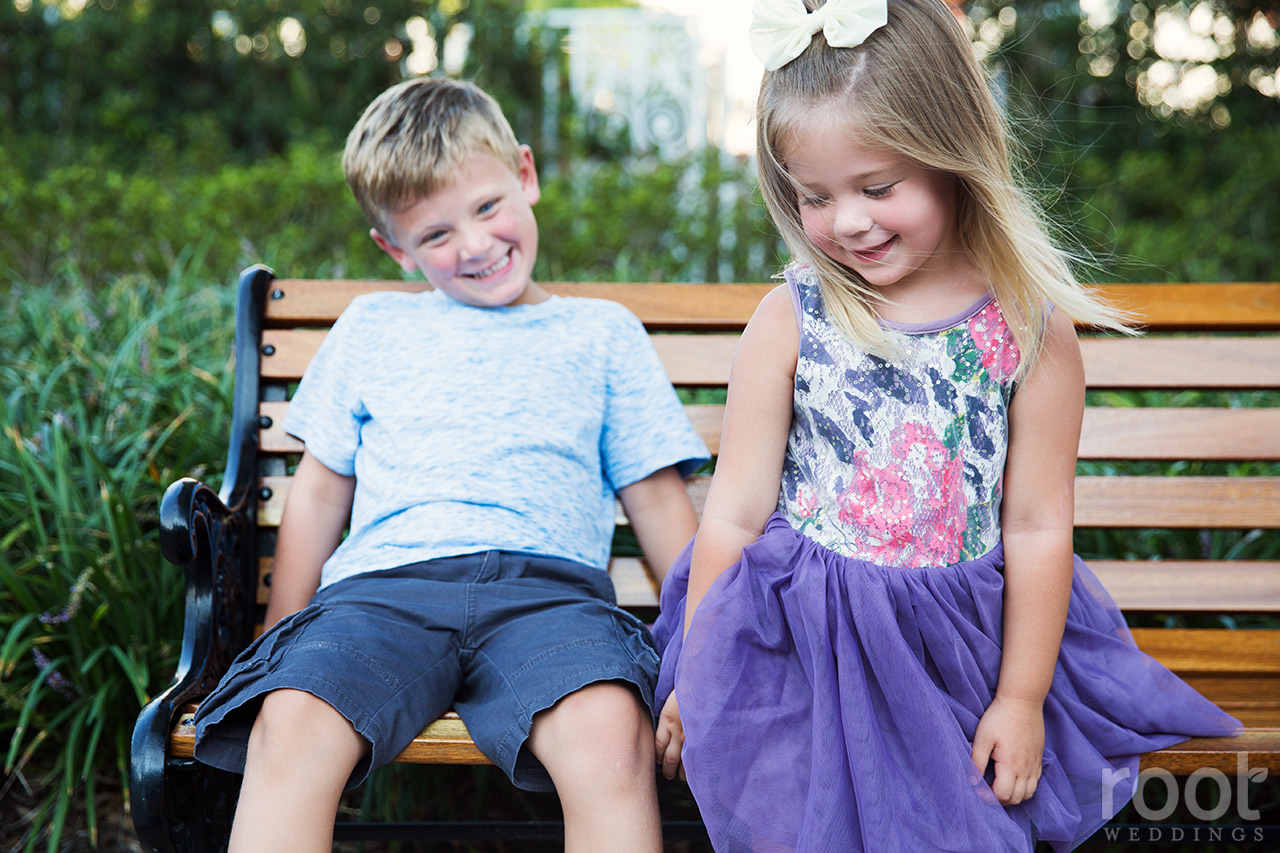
796,184,896,206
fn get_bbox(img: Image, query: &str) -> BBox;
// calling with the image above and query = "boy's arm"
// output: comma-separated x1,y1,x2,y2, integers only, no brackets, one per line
972,308,1083,806
262,449,356,631
617,466,698,586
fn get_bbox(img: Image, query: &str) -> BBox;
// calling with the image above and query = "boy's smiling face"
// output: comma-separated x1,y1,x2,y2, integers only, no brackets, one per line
372,145,546,308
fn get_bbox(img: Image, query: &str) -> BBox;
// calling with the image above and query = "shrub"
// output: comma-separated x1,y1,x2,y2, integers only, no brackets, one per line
0,256,233,850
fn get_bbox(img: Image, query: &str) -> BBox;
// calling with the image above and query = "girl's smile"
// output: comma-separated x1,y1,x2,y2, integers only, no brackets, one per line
851,236,896,264
784,121,983,314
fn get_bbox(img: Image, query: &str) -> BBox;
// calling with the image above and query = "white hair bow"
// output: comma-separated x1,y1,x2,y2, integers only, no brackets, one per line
749,0,888,71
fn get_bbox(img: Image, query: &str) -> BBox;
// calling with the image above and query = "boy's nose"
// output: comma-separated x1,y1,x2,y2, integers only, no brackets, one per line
458,225,494,258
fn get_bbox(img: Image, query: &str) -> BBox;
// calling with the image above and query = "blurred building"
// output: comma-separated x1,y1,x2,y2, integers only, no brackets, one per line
533,7,726,158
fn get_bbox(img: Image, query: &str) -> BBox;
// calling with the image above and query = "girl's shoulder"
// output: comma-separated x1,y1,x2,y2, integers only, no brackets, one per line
782,263,820,301
738,281,801,379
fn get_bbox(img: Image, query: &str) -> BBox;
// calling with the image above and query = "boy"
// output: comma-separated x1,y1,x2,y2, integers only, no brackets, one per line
192,77,708,852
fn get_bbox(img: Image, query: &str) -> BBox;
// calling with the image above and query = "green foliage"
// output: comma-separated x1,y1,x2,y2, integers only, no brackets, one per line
976,0,1280,143
0,0,530,166
0,257,233,850
1060,124,1280,281
0,133,787,285
2,1,1278,847
536,150,788,283
0,132,383,284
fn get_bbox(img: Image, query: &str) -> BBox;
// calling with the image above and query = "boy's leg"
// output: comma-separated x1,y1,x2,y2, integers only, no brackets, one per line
228,688,369,852
525,681,662,853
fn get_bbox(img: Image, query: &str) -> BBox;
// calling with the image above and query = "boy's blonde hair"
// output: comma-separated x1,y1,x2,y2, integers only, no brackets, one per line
756,0,1133,374
343,77,523,242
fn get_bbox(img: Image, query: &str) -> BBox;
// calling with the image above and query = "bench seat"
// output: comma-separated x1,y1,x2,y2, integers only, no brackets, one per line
131,270,1280,851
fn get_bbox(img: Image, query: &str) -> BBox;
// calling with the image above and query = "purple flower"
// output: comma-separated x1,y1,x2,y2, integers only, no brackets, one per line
39,568,92,625
31,649,76,699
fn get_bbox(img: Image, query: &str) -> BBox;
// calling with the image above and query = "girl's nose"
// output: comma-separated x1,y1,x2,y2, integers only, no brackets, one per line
832,200,872,238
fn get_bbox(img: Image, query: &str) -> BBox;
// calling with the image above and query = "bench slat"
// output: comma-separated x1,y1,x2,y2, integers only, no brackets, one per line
257,474,1280,530
168,720,1280,773
1139,730,1280,774
262,281,1280,332
1088,561,1280,611
259,328,1280,390
1079,338,1280,390
261,281,772,330
1077,408,1280,460
1127,629,1280,675
255,556,1279,614
167,720,1280,773
257,401,727,457
1103,282,1280,331
169,679,1280,774
260,401,1280,461
1074,477,1280,528
1178,677,1280,717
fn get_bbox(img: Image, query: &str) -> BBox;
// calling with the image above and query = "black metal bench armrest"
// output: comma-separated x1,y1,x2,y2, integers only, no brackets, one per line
131,265,276,852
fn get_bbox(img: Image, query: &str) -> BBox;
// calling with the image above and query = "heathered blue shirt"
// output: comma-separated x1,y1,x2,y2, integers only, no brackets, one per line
284,288,709,590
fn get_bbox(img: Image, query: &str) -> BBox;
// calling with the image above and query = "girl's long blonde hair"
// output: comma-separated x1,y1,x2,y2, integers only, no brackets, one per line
756,0,1134,376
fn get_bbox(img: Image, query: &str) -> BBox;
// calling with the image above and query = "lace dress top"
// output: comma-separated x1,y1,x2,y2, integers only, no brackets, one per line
778,268,1022,568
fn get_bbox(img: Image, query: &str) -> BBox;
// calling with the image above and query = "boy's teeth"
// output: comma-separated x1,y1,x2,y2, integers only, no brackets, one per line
469,255,509,277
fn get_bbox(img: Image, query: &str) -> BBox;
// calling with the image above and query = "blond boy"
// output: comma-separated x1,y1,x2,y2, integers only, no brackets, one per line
193,78,707,852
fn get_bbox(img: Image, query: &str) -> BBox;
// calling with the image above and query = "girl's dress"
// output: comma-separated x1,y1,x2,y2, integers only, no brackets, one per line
652,269,1240,852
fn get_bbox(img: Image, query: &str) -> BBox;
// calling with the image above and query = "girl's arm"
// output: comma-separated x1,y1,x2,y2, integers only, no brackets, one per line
972,308,1083,806
262,449,356,631
618,466,698,586
683,284,799,636
656,284,798,780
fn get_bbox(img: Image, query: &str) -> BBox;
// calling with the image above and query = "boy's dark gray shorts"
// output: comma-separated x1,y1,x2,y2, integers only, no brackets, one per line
191,551,660,792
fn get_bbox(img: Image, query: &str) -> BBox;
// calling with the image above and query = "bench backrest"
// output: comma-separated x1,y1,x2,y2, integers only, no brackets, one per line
229,268,1280,749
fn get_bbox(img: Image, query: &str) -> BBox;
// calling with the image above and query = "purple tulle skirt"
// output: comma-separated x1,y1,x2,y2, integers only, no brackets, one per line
652,514,1240,852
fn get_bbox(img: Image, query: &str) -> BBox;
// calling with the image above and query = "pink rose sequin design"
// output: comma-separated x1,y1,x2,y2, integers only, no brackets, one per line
837,422,968,568
968,301,1021,384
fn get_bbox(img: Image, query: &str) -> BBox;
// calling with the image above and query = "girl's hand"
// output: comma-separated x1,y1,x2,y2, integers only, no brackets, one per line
655,692,686,781
970,695,1045,805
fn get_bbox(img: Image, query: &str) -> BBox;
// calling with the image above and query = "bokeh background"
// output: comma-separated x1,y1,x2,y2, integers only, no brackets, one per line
2,0,1277,849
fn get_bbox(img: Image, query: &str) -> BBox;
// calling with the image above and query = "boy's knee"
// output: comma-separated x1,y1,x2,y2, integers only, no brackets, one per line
251,689,363,762
532,682,653,781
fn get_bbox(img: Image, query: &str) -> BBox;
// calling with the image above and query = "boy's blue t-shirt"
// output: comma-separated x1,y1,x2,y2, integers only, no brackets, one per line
284,288,709,590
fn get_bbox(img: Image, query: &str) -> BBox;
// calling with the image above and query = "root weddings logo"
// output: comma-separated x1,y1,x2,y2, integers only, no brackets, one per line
1100,753,1276,845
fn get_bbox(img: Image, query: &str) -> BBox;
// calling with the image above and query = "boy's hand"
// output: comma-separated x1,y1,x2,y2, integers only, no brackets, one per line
654,692,686,781
970,694,1045,806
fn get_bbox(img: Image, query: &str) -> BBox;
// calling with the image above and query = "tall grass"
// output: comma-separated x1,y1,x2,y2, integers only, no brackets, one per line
1,255,233,850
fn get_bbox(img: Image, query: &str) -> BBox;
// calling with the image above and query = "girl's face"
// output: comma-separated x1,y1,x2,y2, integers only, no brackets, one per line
784,121,967,304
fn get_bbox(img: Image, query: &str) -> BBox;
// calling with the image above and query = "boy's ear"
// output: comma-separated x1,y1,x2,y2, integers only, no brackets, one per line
370,227,419,273
517,144,541,206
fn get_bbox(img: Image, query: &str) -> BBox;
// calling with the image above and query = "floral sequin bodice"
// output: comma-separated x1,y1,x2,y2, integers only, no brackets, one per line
779,269,1021,568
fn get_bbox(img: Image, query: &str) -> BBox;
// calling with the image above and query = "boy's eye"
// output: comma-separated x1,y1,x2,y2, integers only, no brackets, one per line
478,199,498,215
864,184,895,199
423,229,447,244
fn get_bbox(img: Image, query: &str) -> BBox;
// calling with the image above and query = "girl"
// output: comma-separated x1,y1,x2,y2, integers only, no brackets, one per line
651,1,1241,850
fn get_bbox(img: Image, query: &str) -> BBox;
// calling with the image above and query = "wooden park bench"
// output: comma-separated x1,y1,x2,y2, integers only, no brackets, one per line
130,266,1280,851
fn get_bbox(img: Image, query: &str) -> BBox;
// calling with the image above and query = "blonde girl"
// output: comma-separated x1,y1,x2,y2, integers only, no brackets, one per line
651,1,1239,850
